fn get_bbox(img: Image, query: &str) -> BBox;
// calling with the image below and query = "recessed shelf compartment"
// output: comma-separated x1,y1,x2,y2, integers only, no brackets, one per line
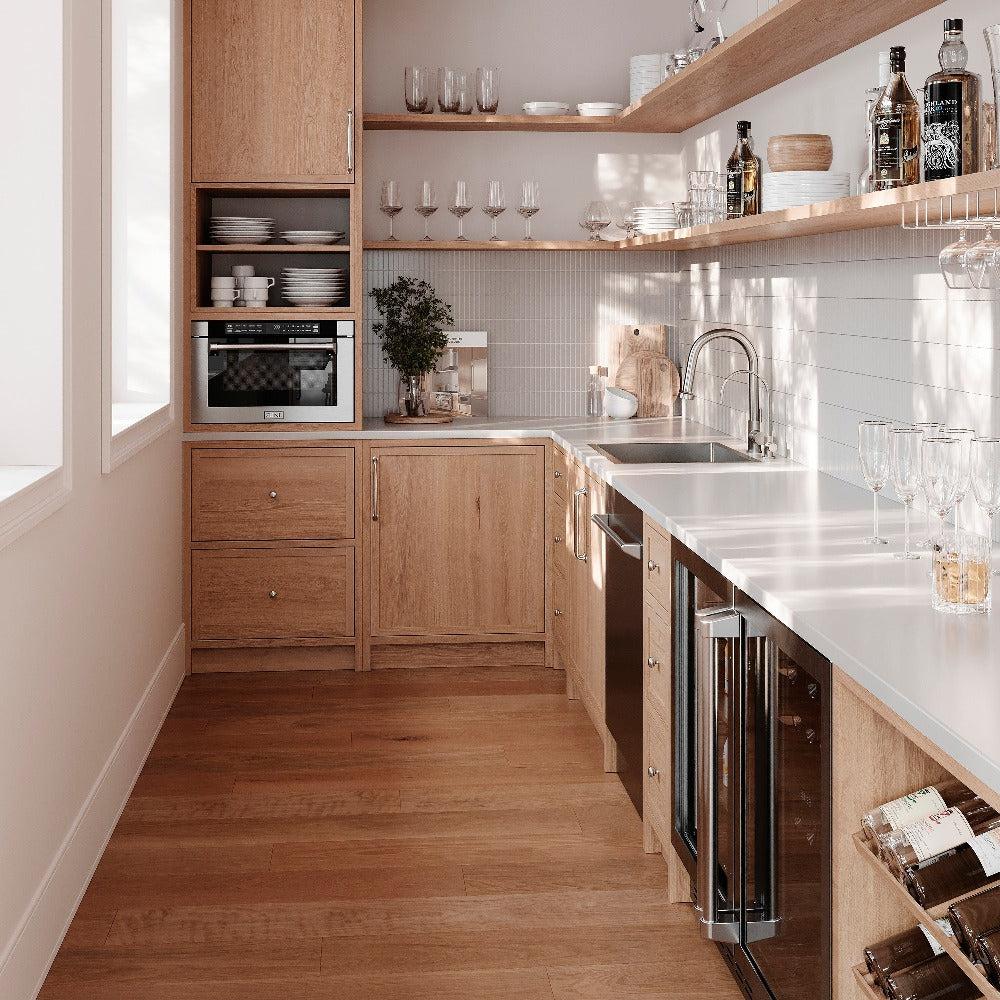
852,832,1000,1000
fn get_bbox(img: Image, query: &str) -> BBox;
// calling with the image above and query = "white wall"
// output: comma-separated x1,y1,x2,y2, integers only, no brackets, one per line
0,2,184,997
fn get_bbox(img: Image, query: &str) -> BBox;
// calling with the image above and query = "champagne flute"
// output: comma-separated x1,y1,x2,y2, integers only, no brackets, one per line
580,200,611,241
890,428,923,560
518,181,540,240
415,180,438,241
913,421,944,549
972,437,1000,575
858,420,891,545
945,427,977,539
483,180,506,241
449,180,473,241
922,436,963,549
379,179,403,241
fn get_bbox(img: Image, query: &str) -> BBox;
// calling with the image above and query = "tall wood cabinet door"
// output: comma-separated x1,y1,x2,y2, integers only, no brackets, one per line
371,447,546,637
190,0,356,183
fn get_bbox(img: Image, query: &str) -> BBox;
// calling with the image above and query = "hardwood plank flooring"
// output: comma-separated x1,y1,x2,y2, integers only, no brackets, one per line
39,665,741,1000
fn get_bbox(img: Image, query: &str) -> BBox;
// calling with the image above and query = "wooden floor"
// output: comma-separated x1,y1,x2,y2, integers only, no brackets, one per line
40,665,742,999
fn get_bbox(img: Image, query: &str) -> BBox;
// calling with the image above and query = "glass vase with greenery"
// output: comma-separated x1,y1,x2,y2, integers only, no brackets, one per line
370,277,454,417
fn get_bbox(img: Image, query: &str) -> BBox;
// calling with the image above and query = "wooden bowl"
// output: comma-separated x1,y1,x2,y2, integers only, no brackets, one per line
767,134,833,172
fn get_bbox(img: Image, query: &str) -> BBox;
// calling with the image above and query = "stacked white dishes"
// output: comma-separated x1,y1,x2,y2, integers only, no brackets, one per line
577,102,624,117
522,101,570,116
281,268,348,307
280,229,346,245
210,216,275,244
630,54,665,104
634,204,678,235
762,172,851,212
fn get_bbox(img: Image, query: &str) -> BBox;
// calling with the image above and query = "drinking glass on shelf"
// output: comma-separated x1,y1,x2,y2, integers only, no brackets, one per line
674,200,694,228
580,200,612,241
946,427,977,538
966,226,999,289
939,229,973,289
456,71,474,115
858,420,891,545
483,180,506,241
922,435,963,548
438,67,460,112
890,428,924,560
518,181,540,240
972,437,1000,575
614,201,640,240
415,180,438,240
379,179,403,240
476,67,500,113
449,180,473,241
404,66,431,113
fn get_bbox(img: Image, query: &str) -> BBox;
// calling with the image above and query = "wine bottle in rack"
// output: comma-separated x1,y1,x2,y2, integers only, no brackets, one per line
865,921,957,991
863,780,979,841
881,806,1000,876
949,887,1000,962
906,828,1000,909
883,953,982,1000
979,931,1000,988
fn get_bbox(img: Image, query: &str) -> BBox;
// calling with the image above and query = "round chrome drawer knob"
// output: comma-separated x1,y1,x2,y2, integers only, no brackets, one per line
269,491,278,499
647,657,659,669
647,765,660,778
554,535,564,543
647,560,658,571
554,471,563,479
268,590,278,599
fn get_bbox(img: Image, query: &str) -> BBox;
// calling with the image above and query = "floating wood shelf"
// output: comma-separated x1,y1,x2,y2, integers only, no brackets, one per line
364,239,620,251
196,244,350,253
191,307,353,319
852,832,1000,1000
364,0,945,136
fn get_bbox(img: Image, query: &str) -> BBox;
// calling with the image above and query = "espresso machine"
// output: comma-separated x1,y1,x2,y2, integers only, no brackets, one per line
431,331,488,417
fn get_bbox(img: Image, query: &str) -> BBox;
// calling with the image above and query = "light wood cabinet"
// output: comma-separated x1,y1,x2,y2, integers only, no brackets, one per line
190,0,356,183
369,446,546,637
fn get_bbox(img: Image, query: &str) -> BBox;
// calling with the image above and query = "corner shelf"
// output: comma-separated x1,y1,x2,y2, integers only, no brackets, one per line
364,113,617,132
363,239,620,251
196,244,350,254
852,832,1000,1000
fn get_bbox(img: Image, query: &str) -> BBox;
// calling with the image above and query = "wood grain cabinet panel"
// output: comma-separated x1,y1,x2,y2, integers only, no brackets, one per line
644,600,671,722
191,448,355,542
644,520,672,610
190,0,356,182
371,446,546,637
192,547,355,641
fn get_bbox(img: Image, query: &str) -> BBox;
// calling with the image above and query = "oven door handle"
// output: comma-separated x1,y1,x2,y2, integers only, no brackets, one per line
590,513,642,560
208,343,337,352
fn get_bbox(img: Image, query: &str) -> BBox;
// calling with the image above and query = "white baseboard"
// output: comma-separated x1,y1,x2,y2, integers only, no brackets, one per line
0,624,186,1000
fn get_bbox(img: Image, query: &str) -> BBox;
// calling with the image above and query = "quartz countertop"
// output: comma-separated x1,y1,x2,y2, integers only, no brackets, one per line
187,416,1000,794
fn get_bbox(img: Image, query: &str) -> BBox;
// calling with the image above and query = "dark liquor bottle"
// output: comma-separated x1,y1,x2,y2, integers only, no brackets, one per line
979,930,1000,988
905,829,1000,909
726,120,761,220
873,46,921,190
949,887,1000,961
864,779,978,841
865,921,957,991
924,19,981,181
884,954,982,1000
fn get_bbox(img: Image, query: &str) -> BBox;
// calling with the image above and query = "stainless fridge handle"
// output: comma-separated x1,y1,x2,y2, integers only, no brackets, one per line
347,109,355,173
590,513,643,560
370,455,379,522
208,343,336,352
572,488,588,562
695,607,741,945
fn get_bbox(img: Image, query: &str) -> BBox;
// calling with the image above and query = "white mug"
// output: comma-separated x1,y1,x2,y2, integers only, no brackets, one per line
231,265,255,279
210,276,237,288
210,287,239,301
240,288,270,301
240,276,275,289
211,299,237,308
245,300,267,309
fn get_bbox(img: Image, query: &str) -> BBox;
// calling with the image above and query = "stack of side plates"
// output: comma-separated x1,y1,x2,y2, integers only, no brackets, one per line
634,205,678,235
281,268,348,307
280,230,346,245
577,102,624,117
629,54,665,105
210,216,275,245
522,101,570,116
762,171,851,212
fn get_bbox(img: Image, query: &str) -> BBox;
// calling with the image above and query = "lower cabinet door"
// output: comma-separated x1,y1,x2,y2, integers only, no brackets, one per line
192,547,355,641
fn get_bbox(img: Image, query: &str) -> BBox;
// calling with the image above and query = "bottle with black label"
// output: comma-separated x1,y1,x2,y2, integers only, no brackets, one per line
873,46,921,191
924,19,981,181
726,120,761,220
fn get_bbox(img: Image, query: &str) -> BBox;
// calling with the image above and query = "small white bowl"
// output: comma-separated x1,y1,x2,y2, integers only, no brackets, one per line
605,386,639,420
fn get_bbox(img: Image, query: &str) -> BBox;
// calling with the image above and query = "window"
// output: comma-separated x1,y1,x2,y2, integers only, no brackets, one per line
0,3,70,549
102,0,175,472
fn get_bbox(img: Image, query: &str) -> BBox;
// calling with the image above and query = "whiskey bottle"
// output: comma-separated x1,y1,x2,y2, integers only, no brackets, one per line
948,887,1000,961
865,921,957,991
727,121,761,220
863,779,978,841
873,46,921,191
884,954,983,1000
979,930,1000,988
924,19,981,181
905,828,1000,909
881,806,1000,875
861,51,892,194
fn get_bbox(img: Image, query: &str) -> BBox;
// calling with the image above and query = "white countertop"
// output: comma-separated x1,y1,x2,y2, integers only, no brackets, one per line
188,416,1000,794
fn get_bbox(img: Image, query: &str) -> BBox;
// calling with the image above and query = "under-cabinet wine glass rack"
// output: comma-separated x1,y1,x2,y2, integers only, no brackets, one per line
901,189,1000,231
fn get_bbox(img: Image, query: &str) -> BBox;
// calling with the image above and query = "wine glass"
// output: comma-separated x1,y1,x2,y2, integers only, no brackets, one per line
476,67,500,113
972,437,1000,575
580,200,611,241
858,420,891,545
438,67,459,113
692,0,728,42
379,179,403,241
922,436,963,550
890,428,923,560
415,180,438,241
404,66,431,113
913,421,944,549
614,201,640,240
945,427,977,538
966,226,999,290
449,180,472,241
483,180,506,241
518,181,540,240
939,229,973,289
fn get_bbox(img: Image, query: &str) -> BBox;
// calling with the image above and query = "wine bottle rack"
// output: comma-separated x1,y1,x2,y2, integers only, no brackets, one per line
852,832,1000,1000
854,964,885,1000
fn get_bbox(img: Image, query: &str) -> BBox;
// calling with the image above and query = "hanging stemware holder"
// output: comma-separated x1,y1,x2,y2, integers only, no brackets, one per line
901,190,1000,232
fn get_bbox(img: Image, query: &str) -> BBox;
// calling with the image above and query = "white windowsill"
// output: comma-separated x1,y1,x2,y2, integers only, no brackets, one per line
105,400,174,473
0,465,71,551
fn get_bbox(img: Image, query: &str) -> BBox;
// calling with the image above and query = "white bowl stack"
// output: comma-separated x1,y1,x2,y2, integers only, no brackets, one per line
280,229,346,245
577,102,624,118
634,204,678,235
281,267,348,307
629,54,666,104
762,171,851,212
210,216,275,244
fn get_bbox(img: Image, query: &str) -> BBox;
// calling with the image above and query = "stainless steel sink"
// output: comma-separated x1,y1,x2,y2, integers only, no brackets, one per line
592,441,756,465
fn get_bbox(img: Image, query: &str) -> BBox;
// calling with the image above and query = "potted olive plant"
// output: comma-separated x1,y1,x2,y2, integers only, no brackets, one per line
370,277,454,417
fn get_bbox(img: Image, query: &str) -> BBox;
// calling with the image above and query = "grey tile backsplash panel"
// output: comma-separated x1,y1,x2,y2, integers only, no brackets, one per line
363,250,676,418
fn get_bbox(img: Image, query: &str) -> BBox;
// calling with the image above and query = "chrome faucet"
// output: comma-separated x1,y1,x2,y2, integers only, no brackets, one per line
679,327,767,457
721,369,777,459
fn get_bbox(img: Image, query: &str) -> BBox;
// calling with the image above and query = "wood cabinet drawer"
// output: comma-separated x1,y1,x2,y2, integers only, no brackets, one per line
191,448,355,542
645,700,672,841
552,563,574,670
192,547,355,641
552,447,570,500
644,519,672,611
644,600,671,721
551,494,574,577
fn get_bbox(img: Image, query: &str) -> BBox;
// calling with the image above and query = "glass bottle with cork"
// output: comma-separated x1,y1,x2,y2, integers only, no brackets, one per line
872,46,921,191
726,120,761,220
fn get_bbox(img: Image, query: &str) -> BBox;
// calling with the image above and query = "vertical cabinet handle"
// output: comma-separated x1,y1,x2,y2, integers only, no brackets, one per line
371,455,379,522
572,487,588,562
347,109,355,174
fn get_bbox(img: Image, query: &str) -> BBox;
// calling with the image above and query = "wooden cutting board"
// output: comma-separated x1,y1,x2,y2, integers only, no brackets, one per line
609,325,680,418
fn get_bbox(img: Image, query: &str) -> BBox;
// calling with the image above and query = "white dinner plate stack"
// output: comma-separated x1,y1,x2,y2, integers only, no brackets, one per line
577,102,624,117
281,268,348,307
280,229,346,245
629,54,665,104
210,216,275,244
634,204,678,235
522,101,570,116
762,171,851,212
